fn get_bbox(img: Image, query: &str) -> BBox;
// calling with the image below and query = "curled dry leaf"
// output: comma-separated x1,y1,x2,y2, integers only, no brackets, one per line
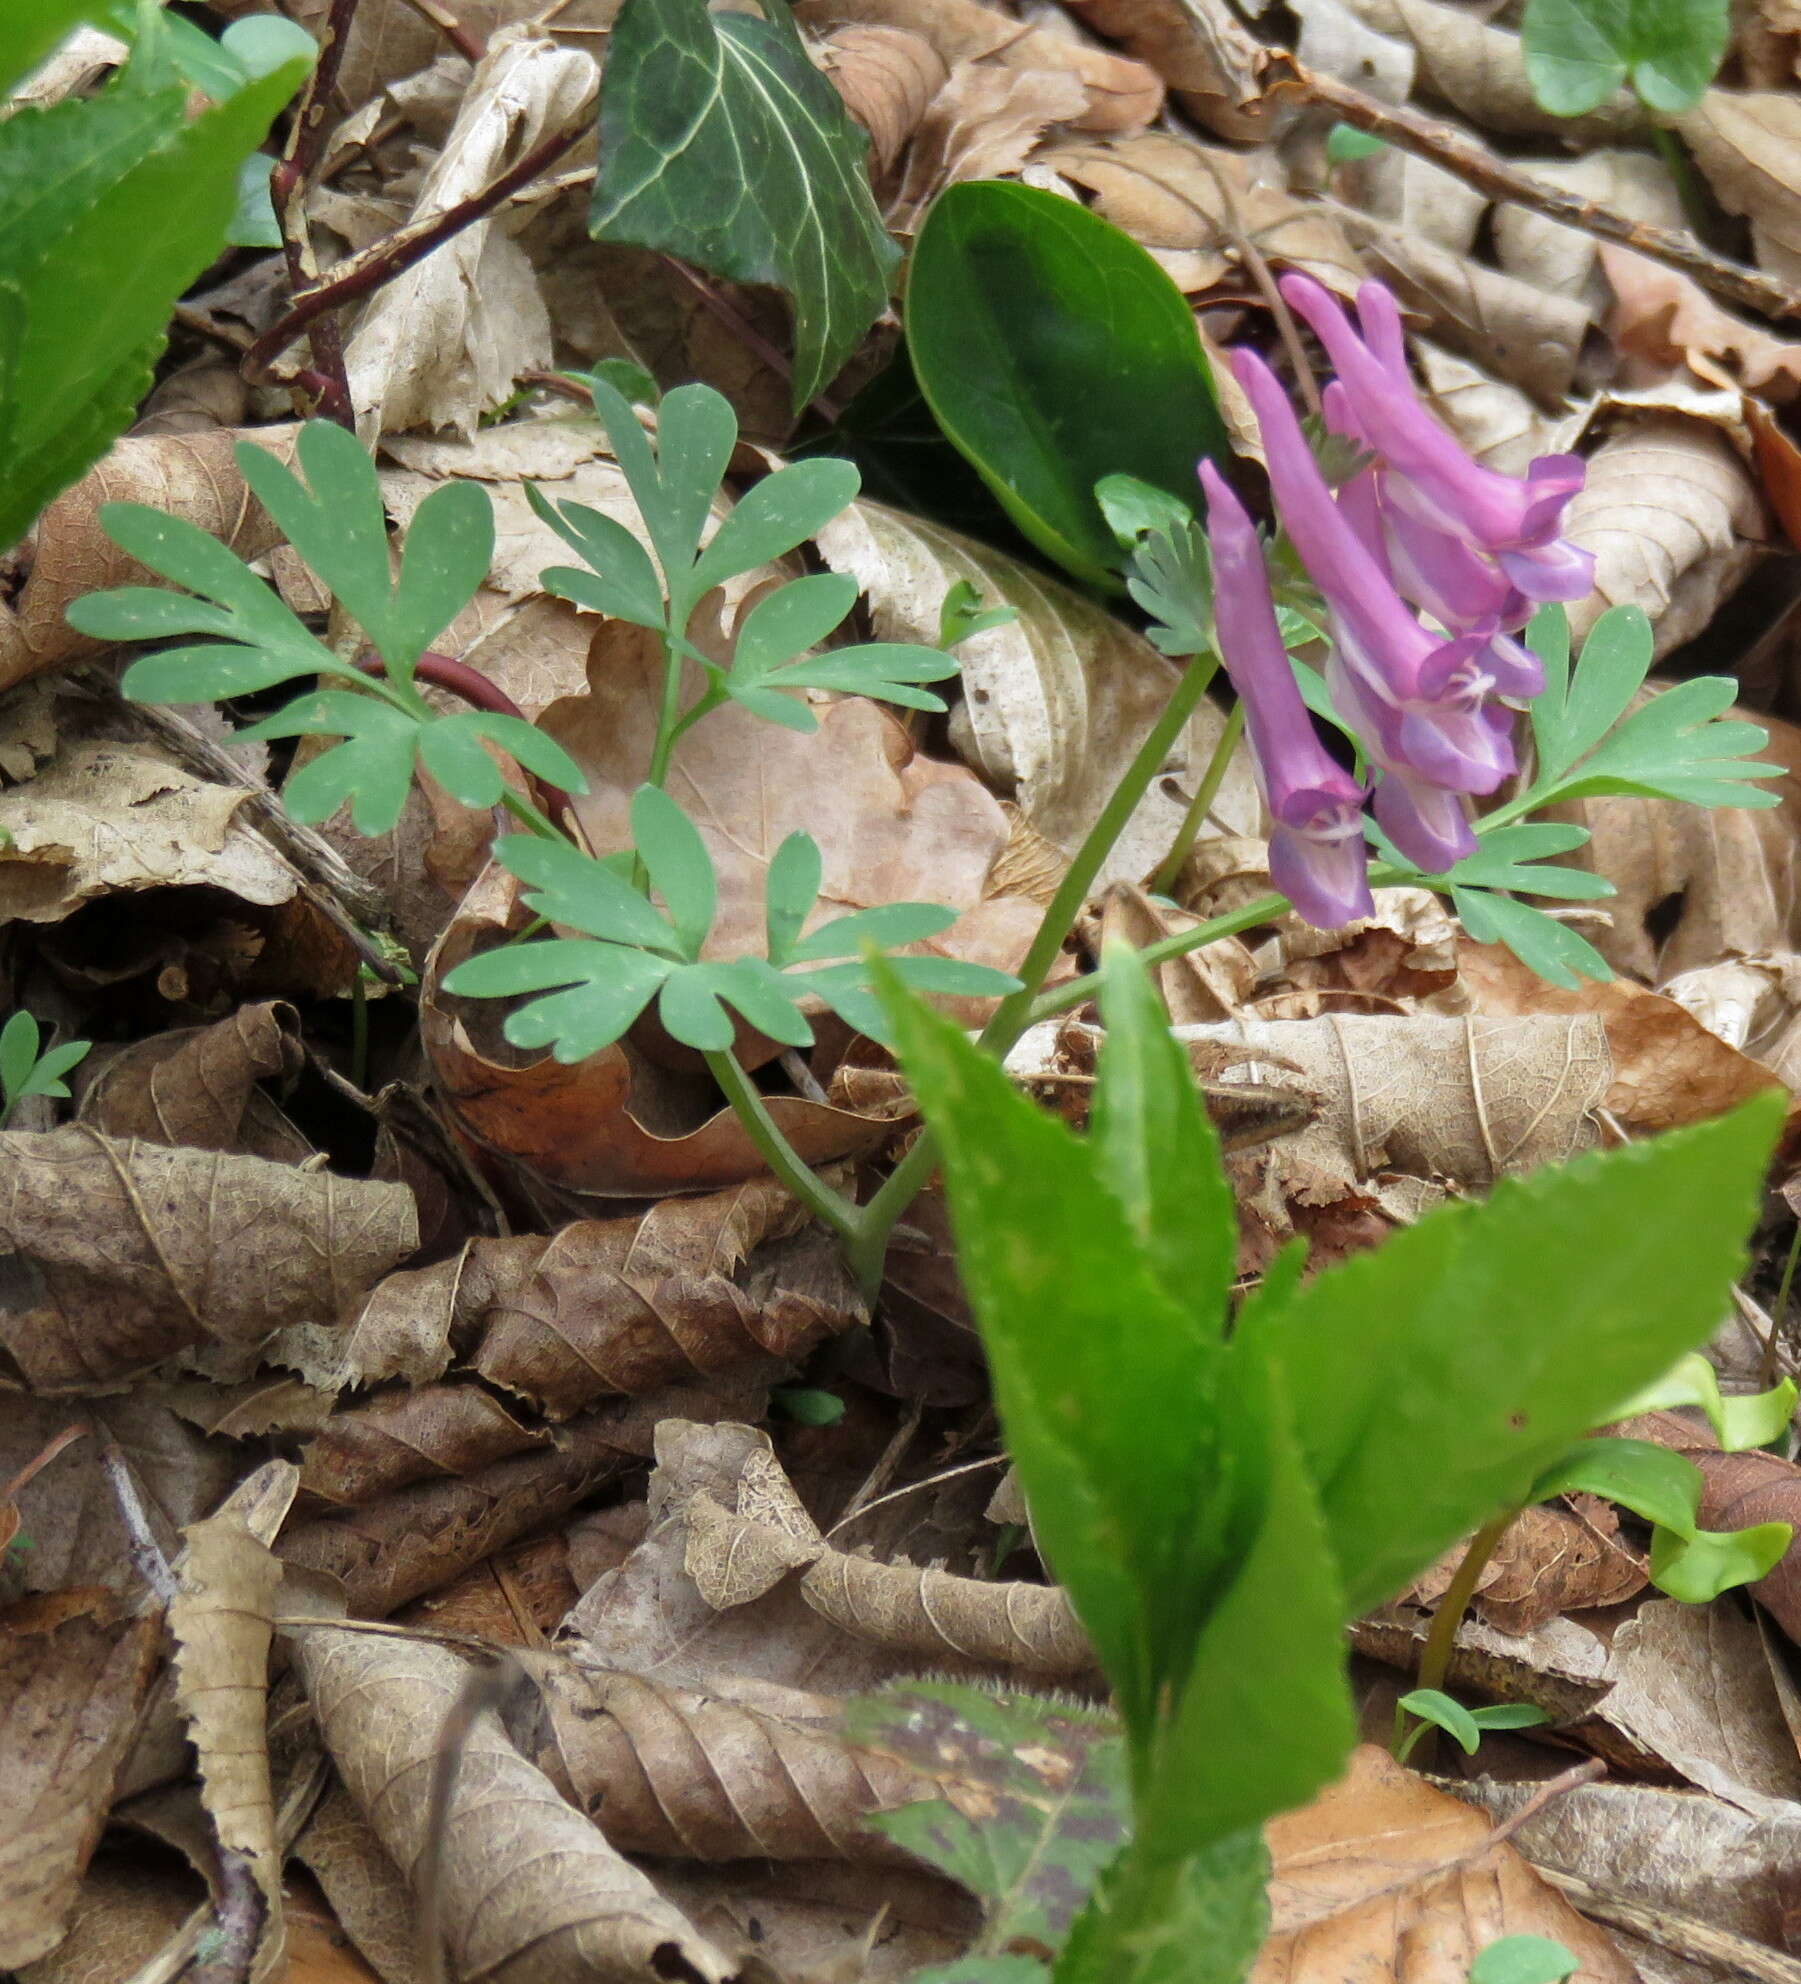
1561,415,1768,649
1058,0,1271,138
1600,244,1801,404
1464,1773,1801,1964
816,497,1257,880
1453,941,1788,1135
168,1483,296,1972
528,1659,932,1862
1456,1498,1647,1634
313,1176,857,1418
277,1384,755,1617
0,1590,162,1969
1034,134,1365,298
1257,1744,1634,1982
1678,91,1801,288
1417,342,1590,480
0,1130,417,1393
1540,701,1801,981
0,424,296,692
291,1784,423,1984
889,63,1088,230
345,31,600,440
794,0,1164,133
0,737,299,926
816,24,951,174
292,1626,735,1984
76,1001,308,1160
296,1384,554,1510
1663,952,1801,1088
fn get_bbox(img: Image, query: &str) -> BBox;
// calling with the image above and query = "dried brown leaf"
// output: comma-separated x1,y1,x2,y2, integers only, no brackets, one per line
1601,244,1801,402
292,1784,424,1984
795,0,1163,132
1679,90,1801,287
816,497,1257,879
297,1385,553,1510
0,1129,416,1392
1034,133,1365,298
278,1385,752,1616
0,425,295,692
1454,940,1787,1134
168,1496,292,1969
77,1001,309,1160
1417,342,1590,481
0,1591,162,1967
1561,414,1768,647
293,1626,735,1984
889,62,1087,228
1257,1745,1634,1981
1464,1498,1647,1634
817,24,950,173
529,1659,931,1861
13,1854,199,1984
345,32,598,439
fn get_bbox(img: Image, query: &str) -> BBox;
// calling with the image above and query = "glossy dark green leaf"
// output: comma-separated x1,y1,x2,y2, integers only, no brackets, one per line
1234,1092,1785,1617
907,181,1229,588
590,0,899,410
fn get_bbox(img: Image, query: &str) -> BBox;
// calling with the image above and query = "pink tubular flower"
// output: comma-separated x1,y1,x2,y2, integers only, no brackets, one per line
1199,460,1374,928
1231,348,1517,813
1282,273,1594,606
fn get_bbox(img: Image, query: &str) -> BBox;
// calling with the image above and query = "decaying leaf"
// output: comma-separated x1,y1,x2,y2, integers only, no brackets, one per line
0,1590,162,1968
1416,342,1590,478
1057,0,1273,138
1679,90,1801,288
1601,244,1801,403
1561,415,1768,649
292,1625,736,1984
0,1130,416,1392
1258,1745,1634,1981
815,497,1258,880
817,24,951,174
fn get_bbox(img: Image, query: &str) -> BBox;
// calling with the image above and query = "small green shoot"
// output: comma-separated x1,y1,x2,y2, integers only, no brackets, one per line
0,1012,92,1128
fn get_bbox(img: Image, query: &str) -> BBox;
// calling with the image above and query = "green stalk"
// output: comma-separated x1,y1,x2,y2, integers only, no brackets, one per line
498,788,565,842
1149,699,1244,897
1397,1507,1517,1767
645,624,689,793
704,1047,863,1246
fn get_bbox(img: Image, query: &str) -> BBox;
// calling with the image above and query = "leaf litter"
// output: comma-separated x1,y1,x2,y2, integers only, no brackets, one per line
10,0,1801,1979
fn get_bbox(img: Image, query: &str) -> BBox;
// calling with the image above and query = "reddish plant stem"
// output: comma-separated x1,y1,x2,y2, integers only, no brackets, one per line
395,0,487,63
246,120,590,391
266,0,360,426
359,650,580,830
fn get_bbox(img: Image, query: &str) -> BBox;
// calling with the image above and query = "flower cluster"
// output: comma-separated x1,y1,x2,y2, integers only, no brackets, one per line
1205,274,1594,927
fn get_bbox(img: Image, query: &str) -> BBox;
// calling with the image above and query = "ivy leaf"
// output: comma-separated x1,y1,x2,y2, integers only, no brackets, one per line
70,502,355,701
589,0,900,411
1522,0,1727,113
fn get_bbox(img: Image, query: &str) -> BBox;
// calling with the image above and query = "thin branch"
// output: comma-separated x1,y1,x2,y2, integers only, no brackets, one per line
395,0,487,64
100,1443,178,1605
1268,54,1801,323
245,119,591,389
1481,1755,1606,1850
1535,1866,1801,1983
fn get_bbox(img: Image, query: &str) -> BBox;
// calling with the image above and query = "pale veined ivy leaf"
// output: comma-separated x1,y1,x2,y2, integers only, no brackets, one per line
689,456,861,597
632,783,716,956
765,830,823,965
489,834,681,952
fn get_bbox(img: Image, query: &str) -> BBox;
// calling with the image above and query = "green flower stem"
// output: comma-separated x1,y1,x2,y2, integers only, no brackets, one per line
704,1047,863,1246
847,650,1222,1296
1149,698,1244,898
1398,1506,1518,1766
498,788,566,843
645,625,691,793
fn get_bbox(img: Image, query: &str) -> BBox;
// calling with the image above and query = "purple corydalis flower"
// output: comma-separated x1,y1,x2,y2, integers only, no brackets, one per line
1282,273,1594,606
1199,460,1374,928
1231,347,1518,809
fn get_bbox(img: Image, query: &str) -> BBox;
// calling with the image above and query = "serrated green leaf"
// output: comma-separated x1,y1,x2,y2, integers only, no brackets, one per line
591,0,899,411
1123,518,1214,660
1449,888,1612,990
1522,0,1726,113
632,783,716,956
691,457,861,595
0,38,309,551
908,182,1230,588
1054,1828,1270,1984
850,1682,1128,1966
1234,1092,1784,1618
764,830,822,964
